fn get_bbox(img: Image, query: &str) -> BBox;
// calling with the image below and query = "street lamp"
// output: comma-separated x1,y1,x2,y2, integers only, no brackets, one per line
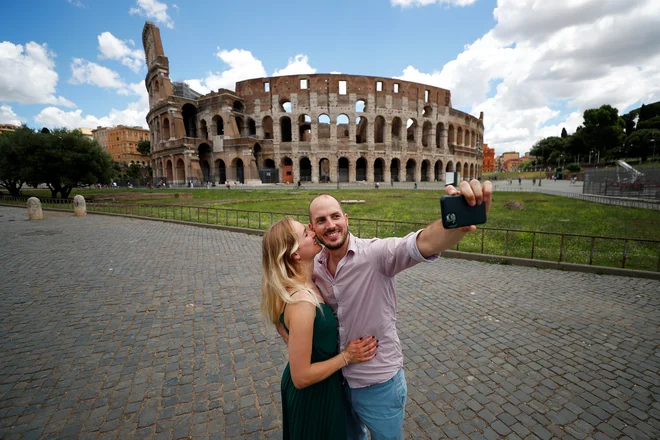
652,138,656,163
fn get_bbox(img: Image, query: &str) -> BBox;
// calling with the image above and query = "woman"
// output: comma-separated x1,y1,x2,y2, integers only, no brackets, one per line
261,217,377,439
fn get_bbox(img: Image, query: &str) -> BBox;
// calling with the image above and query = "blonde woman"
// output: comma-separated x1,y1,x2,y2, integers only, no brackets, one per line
262,217,377,439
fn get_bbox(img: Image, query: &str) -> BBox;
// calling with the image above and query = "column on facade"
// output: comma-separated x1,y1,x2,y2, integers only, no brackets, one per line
348,158,356,183
311,158,318,183
293,156,301,184
367,155,375,182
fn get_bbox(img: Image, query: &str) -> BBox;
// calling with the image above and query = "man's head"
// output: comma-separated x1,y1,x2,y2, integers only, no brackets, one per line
308,194,349,251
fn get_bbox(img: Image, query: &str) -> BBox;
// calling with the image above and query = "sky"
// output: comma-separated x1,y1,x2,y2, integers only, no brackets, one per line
1,0,659,155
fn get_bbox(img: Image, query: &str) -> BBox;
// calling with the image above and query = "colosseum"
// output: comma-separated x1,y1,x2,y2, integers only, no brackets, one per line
143,22,484,186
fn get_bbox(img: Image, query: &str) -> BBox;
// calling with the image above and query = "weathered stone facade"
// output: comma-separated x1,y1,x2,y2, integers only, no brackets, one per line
143,22,484,185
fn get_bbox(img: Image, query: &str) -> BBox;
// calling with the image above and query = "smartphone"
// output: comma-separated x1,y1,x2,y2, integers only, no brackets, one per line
440,195,487,229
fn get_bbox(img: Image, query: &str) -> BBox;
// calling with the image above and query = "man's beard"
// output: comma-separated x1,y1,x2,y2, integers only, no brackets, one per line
317,228,348,250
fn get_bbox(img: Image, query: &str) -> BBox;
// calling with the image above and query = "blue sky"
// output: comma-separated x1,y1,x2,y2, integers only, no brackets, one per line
1,0,659,155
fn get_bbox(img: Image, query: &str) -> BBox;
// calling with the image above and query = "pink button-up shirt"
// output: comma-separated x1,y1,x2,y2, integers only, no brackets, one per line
313,230,438,389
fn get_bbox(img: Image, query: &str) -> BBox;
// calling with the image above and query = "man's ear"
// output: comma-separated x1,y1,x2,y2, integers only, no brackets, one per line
308,222,314,232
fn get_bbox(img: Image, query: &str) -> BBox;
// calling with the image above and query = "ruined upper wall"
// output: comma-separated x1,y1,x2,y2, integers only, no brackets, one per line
236,74,453,113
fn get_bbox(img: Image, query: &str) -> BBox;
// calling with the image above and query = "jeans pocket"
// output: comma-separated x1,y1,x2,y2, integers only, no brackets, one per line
393,370,407,409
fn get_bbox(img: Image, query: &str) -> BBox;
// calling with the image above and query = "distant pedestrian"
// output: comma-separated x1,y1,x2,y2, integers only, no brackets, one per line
413,182,418,190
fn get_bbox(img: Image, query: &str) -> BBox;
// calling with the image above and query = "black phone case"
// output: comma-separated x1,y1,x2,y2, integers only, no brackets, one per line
440,195,487,229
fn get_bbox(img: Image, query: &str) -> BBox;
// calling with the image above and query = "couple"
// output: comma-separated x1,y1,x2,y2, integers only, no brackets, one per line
261,180,493,439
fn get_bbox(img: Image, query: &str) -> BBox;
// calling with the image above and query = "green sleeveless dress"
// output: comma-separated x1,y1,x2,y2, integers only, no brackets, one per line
280,296,347,439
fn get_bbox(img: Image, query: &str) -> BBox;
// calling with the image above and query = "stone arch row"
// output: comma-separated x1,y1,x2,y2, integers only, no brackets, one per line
263,156,481,184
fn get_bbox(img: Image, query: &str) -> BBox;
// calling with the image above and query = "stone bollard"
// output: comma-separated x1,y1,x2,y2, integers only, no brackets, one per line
73,195,86,216
27,197,44,220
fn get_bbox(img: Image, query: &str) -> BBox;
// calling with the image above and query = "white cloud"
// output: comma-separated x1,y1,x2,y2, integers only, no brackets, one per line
97,32,144,73
184,49,267,93
396,0,660,155
391,0,477,7
0,41,75,108
129,0,174,29
67,0,86,7
0,105,24,125
70,58,126,90
272,55,317,77
34,83,149,130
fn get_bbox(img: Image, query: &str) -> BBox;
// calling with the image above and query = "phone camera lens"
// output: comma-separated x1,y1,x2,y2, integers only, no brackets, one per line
446,213,456,226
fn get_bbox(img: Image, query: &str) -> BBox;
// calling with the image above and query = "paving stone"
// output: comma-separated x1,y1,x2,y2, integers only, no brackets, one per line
0,206,657,439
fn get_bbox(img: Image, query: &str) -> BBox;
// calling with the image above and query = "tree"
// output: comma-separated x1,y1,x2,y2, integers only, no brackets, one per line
530,136,565,165
137,140,151,155
125,163,142,179
636,116,660,131
624,129,660,162
578,105,625,159
519,160,533,171
0,127,31,196
561,127,568,138
34,129,114,198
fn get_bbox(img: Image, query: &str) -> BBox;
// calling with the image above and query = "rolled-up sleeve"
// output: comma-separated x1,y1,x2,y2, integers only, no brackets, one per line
407,229,439,263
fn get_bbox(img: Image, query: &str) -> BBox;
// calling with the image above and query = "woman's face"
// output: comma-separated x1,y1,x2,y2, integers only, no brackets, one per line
292,220,321,262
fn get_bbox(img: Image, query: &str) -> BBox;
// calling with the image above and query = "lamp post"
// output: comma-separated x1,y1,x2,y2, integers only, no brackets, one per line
652,138,656,163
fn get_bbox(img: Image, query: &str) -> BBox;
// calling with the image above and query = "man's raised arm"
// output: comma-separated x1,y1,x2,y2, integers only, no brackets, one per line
416,180,493,258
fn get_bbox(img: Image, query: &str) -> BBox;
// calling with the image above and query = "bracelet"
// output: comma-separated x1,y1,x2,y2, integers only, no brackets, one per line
340,352,348,367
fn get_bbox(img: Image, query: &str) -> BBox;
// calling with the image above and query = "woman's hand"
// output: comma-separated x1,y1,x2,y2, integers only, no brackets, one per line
342,336,377,364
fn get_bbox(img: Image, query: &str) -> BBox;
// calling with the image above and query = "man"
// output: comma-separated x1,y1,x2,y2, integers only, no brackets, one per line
279,180,492,439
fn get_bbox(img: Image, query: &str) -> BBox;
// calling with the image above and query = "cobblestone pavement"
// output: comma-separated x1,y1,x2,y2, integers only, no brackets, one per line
0,206,658,440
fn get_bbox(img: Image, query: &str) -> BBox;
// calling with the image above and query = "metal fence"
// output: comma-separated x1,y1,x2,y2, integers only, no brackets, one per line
2,196,659,272
584,163,660,200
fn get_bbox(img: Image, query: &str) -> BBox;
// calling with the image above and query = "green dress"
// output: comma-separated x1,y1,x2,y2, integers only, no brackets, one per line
280,299,346,439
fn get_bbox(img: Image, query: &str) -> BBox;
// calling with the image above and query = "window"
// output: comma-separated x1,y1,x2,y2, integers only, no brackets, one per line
300,79,308,89
394,83,399,93
264,82,270,92
339,80,347,95
424,90,430,102
376,81,383,92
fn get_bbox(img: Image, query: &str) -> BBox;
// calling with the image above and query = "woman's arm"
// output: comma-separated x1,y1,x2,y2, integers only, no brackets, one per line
286,295,376,389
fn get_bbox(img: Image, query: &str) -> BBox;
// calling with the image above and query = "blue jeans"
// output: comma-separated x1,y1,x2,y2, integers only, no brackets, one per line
343,368,407,440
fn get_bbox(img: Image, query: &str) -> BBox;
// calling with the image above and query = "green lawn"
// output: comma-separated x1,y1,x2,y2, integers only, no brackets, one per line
9,188,660,271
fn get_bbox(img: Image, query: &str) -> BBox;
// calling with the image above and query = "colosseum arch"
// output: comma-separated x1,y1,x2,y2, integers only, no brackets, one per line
421,160,431,182
233,100,244,113
280,116,292,142
299,115,312,141
405,159,416,182
319,158,330,182
470,163,475,179
463,163,469,179
166,159,173,182
262,116,273,139
374,158,385,182
216,159,226,184
300,157,312,182
436,123,445,148
235,116,244,137
281,157,293,183
232,158,245,184
448,125,455,145
198,143,212,182
423,105,433,118
390,158,400,182
318,114,331,139
280,99,292,113
182,104,197,138
434,160,443,181
338,157,349,182
212,115,224,136
446,161,454,173
356,116,368,144
248,118,256,136
356,157,367,181
457,127,464,146
455,162,461,177
355,99,366,113
465,130,471,148
422,121,432,148
200,120,208,140
163,117,171,140
175,158,185,184
337,114,349,140
374,116,385,143
406,119,417,142
391,117,402,141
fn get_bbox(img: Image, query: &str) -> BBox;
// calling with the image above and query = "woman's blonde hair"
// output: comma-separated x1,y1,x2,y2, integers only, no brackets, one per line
261,217,321,325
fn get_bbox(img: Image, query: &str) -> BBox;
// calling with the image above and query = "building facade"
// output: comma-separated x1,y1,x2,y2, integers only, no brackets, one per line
482,143,495,172
0,124,19,135
143,22,485,185
92,125,150,166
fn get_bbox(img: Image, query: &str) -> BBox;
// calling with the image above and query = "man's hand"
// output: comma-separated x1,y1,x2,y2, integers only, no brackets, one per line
417,179,493,257
276,322,289,345
444,180,493,233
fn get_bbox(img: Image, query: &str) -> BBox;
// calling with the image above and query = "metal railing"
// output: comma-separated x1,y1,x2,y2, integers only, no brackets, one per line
2,196,659,272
